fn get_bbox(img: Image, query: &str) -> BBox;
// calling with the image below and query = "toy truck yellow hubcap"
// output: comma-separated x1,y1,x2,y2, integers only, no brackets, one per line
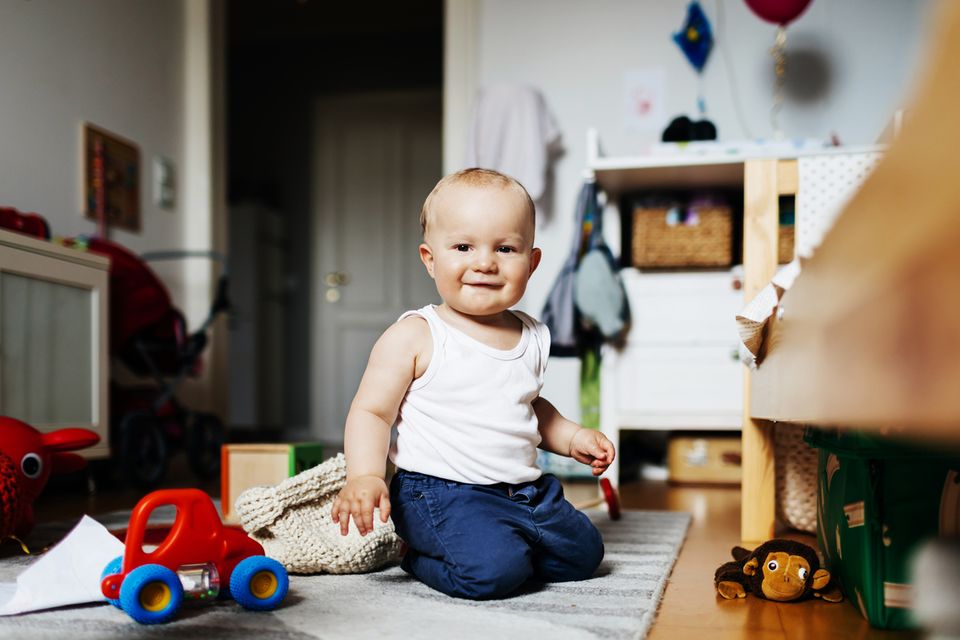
250,570,278,599
140,582,172,612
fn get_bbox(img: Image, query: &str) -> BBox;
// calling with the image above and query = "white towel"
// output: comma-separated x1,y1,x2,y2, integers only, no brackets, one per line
465,84,561,202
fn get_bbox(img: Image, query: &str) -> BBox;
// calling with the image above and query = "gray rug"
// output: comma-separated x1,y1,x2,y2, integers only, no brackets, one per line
0,509,691,640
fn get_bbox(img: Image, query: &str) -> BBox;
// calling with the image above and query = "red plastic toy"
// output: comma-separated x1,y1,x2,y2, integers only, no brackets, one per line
573,477,622,520
100,488,288,624
0,207,50,240
0,416,99,540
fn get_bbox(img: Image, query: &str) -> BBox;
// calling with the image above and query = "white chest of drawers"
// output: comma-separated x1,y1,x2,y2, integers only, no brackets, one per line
600,268,744,485
0,229,110,458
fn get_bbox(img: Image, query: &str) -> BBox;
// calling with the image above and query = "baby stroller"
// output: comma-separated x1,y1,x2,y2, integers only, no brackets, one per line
81,237,230,488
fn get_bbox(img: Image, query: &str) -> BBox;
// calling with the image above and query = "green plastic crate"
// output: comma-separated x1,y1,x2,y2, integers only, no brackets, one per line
806,429,960,629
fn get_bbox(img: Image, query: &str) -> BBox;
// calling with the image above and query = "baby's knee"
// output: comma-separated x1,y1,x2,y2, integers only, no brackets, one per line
448,552,533,600
543,519,605,582
571,526,605,579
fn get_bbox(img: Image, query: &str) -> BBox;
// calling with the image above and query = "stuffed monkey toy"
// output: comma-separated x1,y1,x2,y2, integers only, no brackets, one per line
715,539,843,602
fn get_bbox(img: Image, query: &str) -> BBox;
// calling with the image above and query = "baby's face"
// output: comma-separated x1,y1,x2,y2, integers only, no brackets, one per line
420,183,541,318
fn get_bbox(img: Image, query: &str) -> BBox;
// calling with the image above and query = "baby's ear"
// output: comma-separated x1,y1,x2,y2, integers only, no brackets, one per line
419,243,436,277
529,247,542,275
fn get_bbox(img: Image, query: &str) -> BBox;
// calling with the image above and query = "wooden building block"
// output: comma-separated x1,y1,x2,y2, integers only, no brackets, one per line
220,443,325,521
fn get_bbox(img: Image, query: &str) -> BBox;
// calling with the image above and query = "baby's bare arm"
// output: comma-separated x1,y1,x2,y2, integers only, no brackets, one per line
332,317,431,535
534,397,581,455
534,397,616,476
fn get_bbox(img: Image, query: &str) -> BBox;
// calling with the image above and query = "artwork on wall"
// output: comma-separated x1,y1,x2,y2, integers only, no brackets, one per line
83,122,141,232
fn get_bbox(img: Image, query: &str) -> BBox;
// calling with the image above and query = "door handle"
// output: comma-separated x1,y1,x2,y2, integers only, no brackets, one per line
324,271,349,303
324,271,350,287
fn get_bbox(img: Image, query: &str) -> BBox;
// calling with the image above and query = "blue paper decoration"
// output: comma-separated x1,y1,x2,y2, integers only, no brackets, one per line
672,1,713,74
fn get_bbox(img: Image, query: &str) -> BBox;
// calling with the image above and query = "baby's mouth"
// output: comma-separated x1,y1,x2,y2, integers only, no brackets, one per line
464,281,502,288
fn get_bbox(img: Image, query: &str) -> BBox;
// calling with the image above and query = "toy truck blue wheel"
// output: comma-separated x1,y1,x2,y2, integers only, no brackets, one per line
100,556,123,608
119,564,183,624
230,556,288,611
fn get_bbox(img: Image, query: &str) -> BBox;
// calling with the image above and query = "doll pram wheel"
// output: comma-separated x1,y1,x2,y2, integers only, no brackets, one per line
186,412,224,481
119,412,169,488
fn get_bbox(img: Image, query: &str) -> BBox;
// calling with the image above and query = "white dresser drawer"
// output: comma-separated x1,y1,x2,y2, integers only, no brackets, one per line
602,344,743,428
622,269,743,345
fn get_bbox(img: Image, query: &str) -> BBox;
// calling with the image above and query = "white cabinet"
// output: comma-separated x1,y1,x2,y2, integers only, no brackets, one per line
600,269,744,485
0,229,110,458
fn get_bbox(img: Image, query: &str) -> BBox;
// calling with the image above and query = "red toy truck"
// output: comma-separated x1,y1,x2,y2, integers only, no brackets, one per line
101,488,288,624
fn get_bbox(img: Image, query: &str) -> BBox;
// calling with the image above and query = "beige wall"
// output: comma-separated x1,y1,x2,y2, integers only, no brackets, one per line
444,0,935,419
447,0,934,316
0,0,225,415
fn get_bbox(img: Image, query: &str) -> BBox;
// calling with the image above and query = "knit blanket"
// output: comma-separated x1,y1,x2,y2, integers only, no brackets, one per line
234,453,402,574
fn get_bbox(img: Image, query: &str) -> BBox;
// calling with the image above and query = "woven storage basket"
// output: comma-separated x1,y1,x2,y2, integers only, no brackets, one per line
778,224,795,264
631,205,732,267
774,423,819,533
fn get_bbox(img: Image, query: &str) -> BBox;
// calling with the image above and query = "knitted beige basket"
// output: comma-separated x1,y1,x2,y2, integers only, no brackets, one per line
234,453,402,574
774,424,819,533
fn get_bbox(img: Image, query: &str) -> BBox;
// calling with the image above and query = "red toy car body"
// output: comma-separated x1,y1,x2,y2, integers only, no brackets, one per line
101,488,288,624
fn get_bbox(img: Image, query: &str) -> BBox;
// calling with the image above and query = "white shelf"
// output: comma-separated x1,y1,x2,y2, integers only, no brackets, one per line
585,127,884,196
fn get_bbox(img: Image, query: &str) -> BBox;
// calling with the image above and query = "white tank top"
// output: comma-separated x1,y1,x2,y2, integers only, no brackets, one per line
389,305,550,485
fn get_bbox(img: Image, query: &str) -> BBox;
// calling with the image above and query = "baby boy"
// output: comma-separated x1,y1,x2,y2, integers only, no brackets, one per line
331,168,616,599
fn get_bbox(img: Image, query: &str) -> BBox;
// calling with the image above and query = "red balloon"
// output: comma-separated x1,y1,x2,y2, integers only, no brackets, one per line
744,0,813,26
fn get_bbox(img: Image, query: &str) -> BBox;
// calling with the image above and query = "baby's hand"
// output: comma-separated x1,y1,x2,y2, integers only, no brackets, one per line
569,428,616,476
331,475,391,536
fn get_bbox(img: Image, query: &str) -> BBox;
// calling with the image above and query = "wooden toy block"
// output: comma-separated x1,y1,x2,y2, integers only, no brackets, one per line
220,443,325,521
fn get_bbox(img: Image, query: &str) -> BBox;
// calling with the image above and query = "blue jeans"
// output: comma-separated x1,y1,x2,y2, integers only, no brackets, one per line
389,469,604,600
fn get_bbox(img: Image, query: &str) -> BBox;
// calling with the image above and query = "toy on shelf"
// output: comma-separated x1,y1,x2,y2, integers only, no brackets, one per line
100,488,289,625
714,539,842,602
0,206,51,240
0,416,99,541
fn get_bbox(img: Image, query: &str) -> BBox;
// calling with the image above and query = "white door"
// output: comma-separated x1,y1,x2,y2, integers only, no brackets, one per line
311,91,441,443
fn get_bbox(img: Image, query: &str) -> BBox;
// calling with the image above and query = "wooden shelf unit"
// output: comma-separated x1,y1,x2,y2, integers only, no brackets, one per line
587,134,808,541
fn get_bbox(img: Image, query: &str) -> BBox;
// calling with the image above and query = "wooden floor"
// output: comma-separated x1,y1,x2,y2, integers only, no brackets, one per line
27,458,919,639
614,481,919,640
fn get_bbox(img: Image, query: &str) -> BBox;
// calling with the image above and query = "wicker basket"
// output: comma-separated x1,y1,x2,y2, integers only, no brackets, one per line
778,224,795,264
631,205,732,268
774,423,819,533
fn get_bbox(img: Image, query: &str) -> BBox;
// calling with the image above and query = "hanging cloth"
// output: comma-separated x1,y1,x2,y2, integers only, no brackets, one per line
574,199,629,341
540,177,595,356
465,84,561,202
541,178,629,356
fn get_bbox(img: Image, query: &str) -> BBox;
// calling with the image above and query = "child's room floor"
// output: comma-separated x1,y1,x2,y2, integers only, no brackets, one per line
571,481,919,640
30,458,918,640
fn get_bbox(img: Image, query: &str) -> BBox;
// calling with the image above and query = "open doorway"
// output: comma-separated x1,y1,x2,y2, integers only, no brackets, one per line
225,0,443,440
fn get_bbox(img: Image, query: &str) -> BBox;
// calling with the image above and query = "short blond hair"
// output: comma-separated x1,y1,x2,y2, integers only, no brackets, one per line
420,168,535,236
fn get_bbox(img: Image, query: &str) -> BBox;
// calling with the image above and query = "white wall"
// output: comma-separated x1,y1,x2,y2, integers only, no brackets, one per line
446,0,936,419
0,0,183,243
0,0,204,308
454,0,933,314
0,0,224,412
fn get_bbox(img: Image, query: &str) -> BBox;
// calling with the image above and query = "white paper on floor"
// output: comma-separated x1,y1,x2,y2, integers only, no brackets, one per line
0,515,124,615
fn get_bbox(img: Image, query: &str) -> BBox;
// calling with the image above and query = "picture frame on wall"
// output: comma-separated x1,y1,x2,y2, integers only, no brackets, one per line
82,122,141,232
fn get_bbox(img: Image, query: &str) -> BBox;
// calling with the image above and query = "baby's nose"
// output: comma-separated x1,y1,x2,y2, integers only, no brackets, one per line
473,250,498,271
